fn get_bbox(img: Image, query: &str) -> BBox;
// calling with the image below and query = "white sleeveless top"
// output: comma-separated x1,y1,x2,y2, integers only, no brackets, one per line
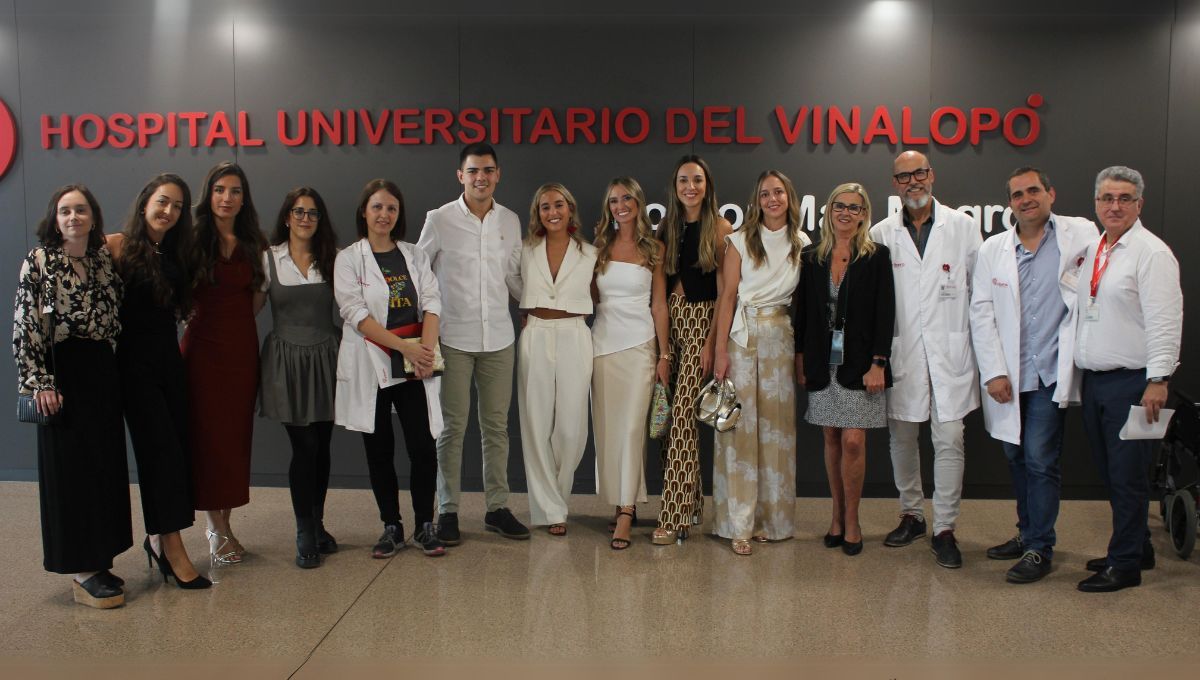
727,225,809,348
592,261,655,357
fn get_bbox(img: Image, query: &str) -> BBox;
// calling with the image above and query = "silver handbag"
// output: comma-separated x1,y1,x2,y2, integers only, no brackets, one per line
694,377,741,431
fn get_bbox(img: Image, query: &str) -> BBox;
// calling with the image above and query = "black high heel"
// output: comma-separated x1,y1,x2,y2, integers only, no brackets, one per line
143,536,213,589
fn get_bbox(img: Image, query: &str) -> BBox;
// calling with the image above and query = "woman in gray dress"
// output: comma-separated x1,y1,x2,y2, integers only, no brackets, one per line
260,187,340,568
793,182,895,556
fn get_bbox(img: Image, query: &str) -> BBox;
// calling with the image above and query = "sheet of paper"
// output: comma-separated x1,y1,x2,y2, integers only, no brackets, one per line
1118,406,1175,440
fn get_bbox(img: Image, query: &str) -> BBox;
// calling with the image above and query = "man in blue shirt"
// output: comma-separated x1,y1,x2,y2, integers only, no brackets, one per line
970,167,1098,583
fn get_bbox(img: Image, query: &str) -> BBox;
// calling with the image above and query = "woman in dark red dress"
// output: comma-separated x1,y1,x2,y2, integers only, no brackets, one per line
183,162,266,566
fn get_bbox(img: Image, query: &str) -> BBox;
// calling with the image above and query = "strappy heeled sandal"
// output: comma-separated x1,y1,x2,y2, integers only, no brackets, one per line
610,509,635,550
731,539,752,556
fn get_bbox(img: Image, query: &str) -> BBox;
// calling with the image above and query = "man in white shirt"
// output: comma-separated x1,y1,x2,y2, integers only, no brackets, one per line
1074,166,1181,592
417,143,528,543
970,167,1097,583
870,150,982,569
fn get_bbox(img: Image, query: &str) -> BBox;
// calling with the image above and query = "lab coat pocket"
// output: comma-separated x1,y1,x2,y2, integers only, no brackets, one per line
947,330,972,376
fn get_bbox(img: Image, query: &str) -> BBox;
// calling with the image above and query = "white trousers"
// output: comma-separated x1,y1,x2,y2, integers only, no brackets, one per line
887,386,965,534
518,316,593,526
593,339,654,507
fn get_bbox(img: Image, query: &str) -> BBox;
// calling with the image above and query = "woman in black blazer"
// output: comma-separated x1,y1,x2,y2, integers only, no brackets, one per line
793,182,895,556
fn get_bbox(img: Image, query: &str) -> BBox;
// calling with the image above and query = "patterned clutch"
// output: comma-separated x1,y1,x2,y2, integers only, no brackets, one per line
648,382,671,439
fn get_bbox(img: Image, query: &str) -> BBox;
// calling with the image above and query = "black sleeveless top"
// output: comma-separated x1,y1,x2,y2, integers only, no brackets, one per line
673,220,718,302
119,247,185,336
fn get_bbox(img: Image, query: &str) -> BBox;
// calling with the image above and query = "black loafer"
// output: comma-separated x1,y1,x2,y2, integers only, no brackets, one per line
884,514,927,547
1085,543,1155,572
987,535,1024,560
1077,566,1141,592
1005,550,1051,583
484,507,530,540
436,512,462,546
930,530,962,569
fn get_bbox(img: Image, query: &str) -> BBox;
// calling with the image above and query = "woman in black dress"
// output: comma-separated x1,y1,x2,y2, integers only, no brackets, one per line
107,174,211,588
13,184,131,608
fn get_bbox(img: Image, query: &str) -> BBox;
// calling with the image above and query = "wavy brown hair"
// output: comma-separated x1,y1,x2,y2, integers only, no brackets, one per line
36,184,107,251
191,161,266,290
117,174,195,315
270,187,338,283
661,155,720,275
593,177,660,273
742,169,804,269
526,182,585,250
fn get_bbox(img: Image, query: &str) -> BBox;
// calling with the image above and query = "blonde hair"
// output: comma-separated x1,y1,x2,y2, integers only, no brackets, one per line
816,182,877,264
662,155,720,275
593,177,661,272
741,169,804,269
526,182,585,250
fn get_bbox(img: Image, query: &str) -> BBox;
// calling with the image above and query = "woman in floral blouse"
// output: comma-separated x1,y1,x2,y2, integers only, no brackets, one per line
13,184,130,609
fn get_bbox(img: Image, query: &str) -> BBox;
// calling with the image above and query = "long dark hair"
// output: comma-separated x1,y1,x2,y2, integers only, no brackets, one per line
36,184,107,251
270,186,338,283
355,179,406,241
118,173,195,315
192,161,266,290
661,154,721,275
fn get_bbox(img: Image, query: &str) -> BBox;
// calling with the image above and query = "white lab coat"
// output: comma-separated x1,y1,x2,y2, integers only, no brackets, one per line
969,215,1098,444
869,199,982,422
333,238,444,436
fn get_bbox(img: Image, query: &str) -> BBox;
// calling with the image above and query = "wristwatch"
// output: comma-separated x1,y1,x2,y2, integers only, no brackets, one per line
1148,376,1168,384
872,357,887,367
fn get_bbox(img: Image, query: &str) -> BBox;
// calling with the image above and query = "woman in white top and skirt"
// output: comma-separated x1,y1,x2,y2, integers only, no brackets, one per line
591,177,671,550
712,170,810,555
506,183,598,536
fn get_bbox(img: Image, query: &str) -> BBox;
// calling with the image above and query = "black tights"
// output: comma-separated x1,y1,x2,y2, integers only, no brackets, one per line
284,421,333,521
362,381,437,528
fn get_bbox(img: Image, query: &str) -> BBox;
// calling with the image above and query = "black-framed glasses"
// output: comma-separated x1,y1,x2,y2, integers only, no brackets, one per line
290,207,321,221
1095,194,1139,207
893,167,931,184
831,201,864,215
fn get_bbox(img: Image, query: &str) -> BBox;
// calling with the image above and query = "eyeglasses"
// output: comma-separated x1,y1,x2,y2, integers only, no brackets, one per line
893,168,931,184
830,201,864,215
1095,194,1139,207
290,208,321,221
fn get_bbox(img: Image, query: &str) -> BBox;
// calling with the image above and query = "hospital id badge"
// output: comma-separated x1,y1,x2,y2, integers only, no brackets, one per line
1060,267,1080,290
1085,300,1100,322
830,329,845,366
938,283,958,300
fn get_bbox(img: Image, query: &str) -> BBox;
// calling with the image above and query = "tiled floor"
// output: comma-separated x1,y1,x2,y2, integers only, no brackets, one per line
0,481,1197,678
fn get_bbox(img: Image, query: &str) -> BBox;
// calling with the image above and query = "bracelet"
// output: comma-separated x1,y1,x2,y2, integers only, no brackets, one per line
659,353,673,361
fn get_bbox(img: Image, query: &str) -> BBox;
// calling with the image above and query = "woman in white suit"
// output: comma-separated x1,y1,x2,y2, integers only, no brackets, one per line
334,178,445,559
506,183,598,536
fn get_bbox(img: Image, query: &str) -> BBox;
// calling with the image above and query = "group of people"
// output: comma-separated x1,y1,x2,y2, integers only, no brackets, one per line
13,142,1181,611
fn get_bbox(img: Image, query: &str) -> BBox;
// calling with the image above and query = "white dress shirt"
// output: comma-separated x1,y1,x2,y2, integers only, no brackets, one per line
1074,220,1181,380
417,195,522,352
261,242,325,290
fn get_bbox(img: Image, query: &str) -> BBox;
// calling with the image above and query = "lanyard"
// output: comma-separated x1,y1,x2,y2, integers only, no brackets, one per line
1089,234,1116,300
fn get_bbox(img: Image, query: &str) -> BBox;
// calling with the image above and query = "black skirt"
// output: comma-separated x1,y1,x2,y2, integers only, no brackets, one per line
37,338,132,573
118,331,195,534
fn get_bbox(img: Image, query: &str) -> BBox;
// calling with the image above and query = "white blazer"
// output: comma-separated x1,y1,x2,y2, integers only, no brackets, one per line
870,199,983,422
970,215,1098,444
333,239,444,435
505,238,598,314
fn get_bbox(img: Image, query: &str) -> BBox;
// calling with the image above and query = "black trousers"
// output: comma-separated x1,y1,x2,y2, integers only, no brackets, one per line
283,421,333,521
362,381,437,528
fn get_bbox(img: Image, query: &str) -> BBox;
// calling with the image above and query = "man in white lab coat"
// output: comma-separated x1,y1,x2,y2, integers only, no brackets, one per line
969,167,1096,583
870,150,981,568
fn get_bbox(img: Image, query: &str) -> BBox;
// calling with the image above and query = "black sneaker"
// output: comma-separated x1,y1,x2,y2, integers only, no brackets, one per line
372,523,404,559
1085,542,1155,572
1006,550,1051,583
986,535,1023,560
436,512,462,546
413,521,447,557
484,507,531,540
930,530,963,569
884,514,927,547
